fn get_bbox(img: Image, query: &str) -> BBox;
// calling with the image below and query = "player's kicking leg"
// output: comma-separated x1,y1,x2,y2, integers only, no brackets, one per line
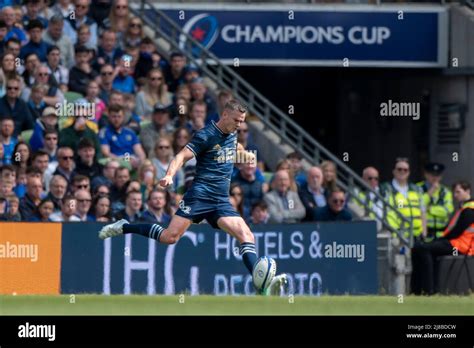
99,215,192,244
216,216,287,295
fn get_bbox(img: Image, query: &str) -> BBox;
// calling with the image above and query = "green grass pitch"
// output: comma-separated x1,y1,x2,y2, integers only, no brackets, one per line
1,295,473,315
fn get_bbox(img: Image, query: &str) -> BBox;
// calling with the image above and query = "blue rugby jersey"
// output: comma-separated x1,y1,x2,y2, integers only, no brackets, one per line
185,121,237,200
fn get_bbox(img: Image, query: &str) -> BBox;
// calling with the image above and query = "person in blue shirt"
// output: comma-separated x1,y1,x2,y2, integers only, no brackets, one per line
315,187,352,222
141,188,171,225
0,116,17,164
99,100,287,295
99,104,146,169
28,197,54,222
22,0,48,29
19,19,51,62
111,55,135,94
3,7,27,45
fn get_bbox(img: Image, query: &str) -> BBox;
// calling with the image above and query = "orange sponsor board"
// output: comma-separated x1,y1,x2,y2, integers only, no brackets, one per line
0,223,62,294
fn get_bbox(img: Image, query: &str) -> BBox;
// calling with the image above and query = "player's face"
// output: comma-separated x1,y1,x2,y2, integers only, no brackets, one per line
229,110,246,132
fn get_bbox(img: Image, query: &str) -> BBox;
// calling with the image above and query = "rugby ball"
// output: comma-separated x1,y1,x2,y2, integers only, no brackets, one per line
252,256,277,292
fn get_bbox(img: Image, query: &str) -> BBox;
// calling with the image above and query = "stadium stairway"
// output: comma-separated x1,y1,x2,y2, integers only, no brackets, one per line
129,0,412,244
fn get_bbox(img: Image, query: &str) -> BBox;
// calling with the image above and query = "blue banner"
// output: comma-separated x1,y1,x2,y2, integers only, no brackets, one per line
152,4,448,67
60,221,377,295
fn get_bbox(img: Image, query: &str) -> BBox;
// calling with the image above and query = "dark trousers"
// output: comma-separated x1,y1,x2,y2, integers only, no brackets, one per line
411,238,453,295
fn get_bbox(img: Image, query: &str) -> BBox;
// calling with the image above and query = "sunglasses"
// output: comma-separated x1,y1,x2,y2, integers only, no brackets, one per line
396,167,409,172
77,199,91,203
61,156,74,160
238,129,248,133
38,73,49,77
368,177,379,181
101,71,113,76
75,184,89,189
130,23,142,28
332,199,345,204
7,86,19,90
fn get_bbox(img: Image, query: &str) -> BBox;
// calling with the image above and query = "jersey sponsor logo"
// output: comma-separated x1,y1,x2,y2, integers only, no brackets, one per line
179,200,192,214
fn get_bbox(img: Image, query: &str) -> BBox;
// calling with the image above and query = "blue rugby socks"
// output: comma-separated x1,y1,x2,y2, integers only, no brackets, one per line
123,223,165,242
240,242,257,274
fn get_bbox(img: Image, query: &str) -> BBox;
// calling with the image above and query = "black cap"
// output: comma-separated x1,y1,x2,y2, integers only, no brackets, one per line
425,162,445,175
153,102,171,113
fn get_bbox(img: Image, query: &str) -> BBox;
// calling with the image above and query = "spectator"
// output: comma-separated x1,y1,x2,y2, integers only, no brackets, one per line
42,14,75,69
46,45,69,92
1,52,18,97
59,115,100,153
40,128,59,161
271,159,298,192
137,159,158,200
205,88,231,125
38,0,54,21
91,158,119,189
5,37,22,58
0,116,17,164
68,44,98,95
5,194,21,221
298,166,327,222
74,188,92,221
1,164,16,183
189,77,217,118
232,162,267,220
151,137,183,192
88,0,112,25
49,194,81,221
162,51,186,93
0,196,7,220
92,184,110,198
141,188,171,224
264,170,305,224
51,0,74,19
172,127,191,155
321,160,338,192
19,19,50,62
12,141,31,170
236,120,264,171
172,96,190,128
28,197,54,221
0,142,3,165
139,103,174,155
63,0,98,47
71,174,90,194
21,52,40,87
416,162,454,240
98,63,114,103
352,166,383,221
22,0,48,29
187,100,206,134
314,187,352,222
99,104,145,168
14,166,27,198
76,80,106,121
46,174,67,211
76,23,95,52
89,194,112,222
0,178,14,197
93,30,123,69
75,137,103,180
411,180,474,295
0,76,34,136
287,151,306,188
31,149,49,188
136,69,172,119
3,7,27,44
22,64,64,106
382,157,426,241
111,54,135,94
229,183,245,218
30,106,58,151
19,175,43,220
109,165,129,203
53,146,75,184
0,20,7,56
26,83,47,120
115,189,142,222
122,16,143,48
101,0,129,39
250,201,269,225
134,36,162,81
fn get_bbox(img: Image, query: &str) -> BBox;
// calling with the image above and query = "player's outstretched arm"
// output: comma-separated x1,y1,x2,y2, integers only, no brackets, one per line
159,146,195,188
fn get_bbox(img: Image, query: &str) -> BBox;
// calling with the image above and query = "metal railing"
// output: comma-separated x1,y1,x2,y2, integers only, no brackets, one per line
131,0,415,247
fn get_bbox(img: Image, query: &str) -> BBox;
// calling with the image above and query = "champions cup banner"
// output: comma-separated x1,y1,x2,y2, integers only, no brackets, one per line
60,222,377,296
152,4,448,67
